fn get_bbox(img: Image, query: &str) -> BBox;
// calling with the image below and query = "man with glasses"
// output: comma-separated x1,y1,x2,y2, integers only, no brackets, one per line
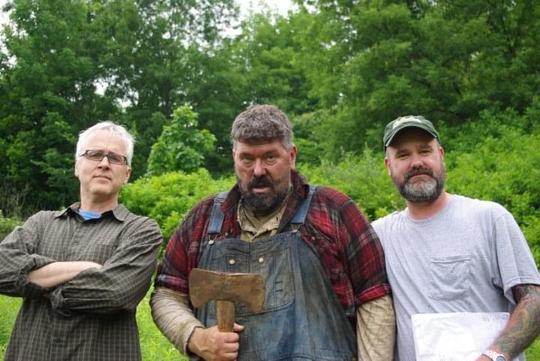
0,121,162,361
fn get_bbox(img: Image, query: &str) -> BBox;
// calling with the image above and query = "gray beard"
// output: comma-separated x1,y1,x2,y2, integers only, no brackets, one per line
399,174,445,203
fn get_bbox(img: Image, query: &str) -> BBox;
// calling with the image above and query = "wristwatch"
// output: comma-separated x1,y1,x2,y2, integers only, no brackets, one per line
482,350,507,361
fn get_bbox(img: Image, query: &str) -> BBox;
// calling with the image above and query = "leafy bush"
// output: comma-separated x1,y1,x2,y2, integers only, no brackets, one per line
121,110,539,266
121,169,234,241
446,123,540,265
0,214,21,240
299,147,403,221
304,111,540,265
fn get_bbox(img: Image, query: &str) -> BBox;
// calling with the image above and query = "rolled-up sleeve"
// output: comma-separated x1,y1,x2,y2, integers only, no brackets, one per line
341,200,391,304
0,213,55,297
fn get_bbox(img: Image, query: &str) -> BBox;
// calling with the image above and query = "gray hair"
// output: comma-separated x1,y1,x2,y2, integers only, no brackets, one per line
231,104,293,149
75,121,135,166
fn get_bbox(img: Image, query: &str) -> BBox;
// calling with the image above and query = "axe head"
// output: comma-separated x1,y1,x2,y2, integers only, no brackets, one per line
189,268,265,313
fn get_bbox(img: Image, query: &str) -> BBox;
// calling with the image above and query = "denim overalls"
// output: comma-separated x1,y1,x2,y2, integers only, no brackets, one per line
195,187,357,361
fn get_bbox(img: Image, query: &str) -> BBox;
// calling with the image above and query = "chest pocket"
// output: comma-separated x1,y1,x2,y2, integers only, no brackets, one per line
205,239,295,315
428,255,472,301
249,245,294,313
76,243,116,264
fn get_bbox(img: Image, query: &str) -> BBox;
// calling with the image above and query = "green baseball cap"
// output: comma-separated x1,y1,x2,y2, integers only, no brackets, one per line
383,115,440,148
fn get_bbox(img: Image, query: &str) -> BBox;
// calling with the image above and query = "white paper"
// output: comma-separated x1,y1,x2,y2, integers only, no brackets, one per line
412,312,521,361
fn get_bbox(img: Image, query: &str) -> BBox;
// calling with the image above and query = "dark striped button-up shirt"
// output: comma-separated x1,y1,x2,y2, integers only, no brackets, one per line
0,204,162,361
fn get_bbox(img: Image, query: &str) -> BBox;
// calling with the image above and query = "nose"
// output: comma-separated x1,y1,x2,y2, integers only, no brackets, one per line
97,155,111,168
409,153,424,169
253,159,267,177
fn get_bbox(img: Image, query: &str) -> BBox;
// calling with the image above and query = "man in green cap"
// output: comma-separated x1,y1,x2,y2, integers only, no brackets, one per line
373,115,540,361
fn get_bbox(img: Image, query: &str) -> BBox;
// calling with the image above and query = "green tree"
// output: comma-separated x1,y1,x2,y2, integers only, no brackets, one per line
0,0,237,214
292,0,540,159
0,0,116,214
82,0,238,179
146,105,216,176
183,43,248,175
188,10,318,174
231,12,316,115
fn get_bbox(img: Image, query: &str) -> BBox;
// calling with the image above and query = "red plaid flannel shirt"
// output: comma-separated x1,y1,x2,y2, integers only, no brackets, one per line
155,171,390,318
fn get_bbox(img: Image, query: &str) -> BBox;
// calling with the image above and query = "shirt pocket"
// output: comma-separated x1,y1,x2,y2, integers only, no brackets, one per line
77,243,116,264
428,255,471,301
249,247,294,313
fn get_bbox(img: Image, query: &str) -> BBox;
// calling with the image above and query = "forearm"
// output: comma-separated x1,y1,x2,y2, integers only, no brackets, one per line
49,225,161,315
49,259,156,315
28,261,101,289
356,294,395,361
150,286,204,354
487,284,540,359
0,223,55,297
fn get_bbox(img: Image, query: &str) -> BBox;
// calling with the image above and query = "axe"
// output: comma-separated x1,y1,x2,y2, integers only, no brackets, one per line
189,268,265,332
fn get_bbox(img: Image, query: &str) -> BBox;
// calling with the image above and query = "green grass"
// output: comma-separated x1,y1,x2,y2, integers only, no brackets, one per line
137,292,187,360
1,293,539,360
0,296,19,356
528,341,540,361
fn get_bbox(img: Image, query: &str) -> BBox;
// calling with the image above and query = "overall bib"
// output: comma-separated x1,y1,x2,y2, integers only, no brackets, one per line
195,187,357,361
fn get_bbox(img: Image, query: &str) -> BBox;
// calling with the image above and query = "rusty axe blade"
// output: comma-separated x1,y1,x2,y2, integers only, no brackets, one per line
189,268,265,332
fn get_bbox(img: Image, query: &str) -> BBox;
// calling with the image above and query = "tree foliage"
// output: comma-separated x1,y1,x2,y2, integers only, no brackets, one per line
119,108,540,266
146,105,216,176
288,0,540,158
0,0,236,215
1,0,539,269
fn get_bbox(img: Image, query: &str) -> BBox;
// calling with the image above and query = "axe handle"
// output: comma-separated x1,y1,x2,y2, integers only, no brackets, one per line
216,300,235,332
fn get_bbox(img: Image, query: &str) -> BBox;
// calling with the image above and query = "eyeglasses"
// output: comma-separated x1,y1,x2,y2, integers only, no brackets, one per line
79,150,128,165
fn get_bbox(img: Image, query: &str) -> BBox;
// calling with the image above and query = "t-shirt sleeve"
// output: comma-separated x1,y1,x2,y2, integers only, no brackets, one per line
492,207,540,302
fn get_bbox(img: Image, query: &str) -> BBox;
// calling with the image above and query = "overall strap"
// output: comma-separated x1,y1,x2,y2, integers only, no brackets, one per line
290,185,316,226
207,192,228,235
208,186,315,234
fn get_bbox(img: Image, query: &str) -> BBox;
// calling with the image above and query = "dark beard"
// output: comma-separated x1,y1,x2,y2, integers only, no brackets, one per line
240,176,289,216
397,165,445,203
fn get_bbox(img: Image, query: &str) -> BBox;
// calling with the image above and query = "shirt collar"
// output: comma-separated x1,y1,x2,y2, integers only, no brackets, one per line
56,203,129,222
237,189,290,240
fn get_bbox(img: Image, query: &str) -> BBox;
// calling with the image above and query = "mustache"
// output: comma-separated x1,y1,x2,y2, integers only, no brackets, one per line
248,176,273,190
404,167,434,181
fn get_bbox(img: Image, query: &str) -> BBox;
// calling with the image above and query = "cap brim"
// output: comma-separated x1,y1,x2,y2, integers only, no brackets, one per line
384,124,438,147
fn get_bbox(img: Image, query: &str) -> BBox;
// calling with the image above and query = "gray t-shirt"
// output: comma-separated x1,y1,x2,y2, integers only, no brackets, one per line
373,195,540,361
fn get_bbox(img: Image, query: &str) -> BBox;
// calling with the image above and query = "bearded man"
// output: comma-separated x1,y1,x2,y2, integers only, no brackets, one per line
372,115,540,361
151,104,395,361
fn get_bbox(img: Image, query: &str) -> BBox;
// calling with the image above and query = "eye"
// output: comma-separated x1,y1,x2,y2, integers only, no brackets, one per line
107,152,126,164
83,150,106,161
265,154,277,164
396,152,409,159
240,155,254,166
